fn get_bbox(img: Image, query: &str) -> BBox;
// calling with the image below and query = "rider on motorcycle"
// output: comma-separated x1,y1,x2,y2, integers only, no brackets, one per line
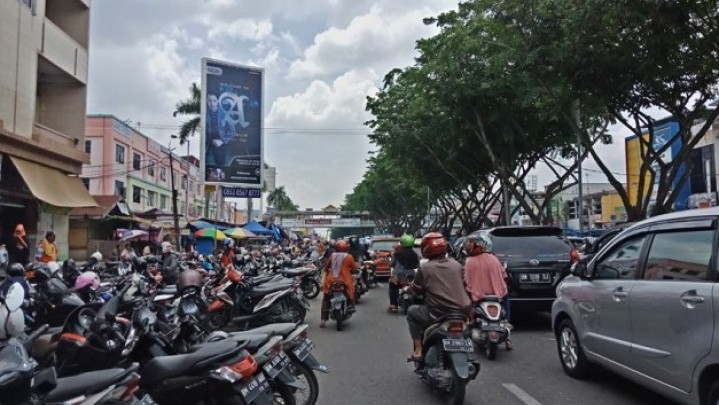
388,234,420,313
463,234,512,350
319,239,357,328
405,232,471,362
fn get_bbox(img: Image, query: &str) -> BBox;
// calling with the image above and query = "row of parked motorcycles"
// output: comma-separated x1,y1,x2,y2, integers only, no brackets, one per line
0,252,330,405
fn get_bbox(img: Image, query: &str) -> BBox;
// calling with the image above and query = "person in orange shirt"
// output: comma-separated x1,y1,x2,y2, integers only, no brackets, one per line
36,231,58,263
220,238,235,271
320,239,357,328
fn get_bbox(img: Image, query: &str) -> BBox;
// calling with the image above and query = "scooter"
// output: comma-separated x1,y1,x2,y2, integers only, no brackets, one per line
469,296,510,360
408,314,480,405
328,281,352,331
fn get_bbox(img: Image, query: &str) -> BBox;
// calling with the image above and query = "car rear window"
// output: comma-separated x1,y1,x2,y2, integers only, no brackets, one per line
371,241,397,251
491,235,572,258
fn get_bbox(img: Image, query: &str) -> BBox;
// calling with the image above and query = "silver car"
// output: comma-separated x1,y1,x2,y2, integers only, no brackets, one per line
552,207,719,405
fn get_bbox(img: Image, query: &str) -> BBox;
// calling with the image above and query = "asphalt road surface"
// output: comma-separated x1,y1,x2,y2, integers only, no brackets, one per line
302,283,680,405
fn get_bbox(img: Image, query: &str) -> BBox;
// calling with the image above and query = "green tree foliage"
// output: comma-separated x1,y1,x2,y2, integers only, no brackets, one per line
266,186,299,212
173,83,201,145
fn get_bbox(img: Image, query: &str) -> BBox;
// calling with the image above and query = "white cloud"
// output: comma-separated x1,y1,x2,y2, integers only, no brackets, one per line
289,5,439,78
207,19,273,41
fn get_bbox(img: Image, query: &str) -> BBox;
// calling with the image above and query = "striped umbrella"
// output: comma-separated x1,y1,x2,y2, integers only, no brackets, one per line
193,228,227,240
224,227,256,239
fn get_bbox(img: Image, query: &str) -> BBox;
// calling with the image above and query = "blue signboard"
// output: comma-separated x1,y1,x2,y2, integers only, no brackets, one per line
222,187,261,198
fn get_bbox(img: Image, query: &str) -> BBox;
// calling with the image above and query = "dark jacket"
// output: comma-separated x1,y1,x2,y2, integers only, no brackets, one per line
391,247,420,271
161,253,179,285
7,236,30,266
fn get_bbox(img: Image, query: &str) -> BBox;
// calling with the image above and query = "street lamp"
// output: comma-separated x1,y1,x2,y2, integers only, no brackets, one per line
169,135,181,251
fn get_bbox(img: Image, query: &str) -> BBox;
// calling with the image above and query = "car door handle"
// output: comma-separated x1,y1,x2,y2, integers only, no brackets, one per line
681,295,705,304
611,288,628,302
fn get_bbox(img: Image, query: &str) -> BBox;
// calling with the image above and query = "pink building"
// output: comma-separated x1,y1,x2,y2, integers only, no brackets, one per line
82,114,219,220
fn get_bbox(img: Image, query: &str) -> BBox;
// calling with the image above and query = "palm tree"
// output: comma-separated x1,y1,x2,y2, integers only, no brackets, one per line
173,83,201,145
267,186,299,211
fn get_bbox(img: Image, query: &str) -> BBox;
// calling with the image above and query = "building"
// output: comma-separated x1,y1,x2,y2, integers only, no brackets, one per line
82,114,220,223
560,183,618,230
0,0,95,259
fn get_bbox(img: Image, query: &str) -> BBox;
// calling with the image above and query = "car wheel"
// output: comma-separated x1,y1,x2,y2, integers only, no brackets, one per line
557,318,592,379
707,380,719,405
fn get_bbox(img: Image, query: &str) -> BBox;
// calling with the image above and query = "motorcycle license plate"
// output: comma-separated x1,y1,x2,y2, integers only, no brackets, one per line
292,339,314,361
442,338,474,353
263,350,291,379
239,372,270,403
135,394,159,405
482,323,505,332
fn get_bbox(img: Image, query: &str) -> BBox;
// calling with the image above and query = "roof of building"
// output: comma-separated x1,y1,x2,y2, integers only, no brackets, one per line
70,195,128,218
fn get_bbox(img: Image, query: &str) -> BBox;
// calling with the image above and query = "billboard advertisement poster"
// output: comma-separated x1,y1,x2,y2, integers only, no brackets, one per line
201,58,263,188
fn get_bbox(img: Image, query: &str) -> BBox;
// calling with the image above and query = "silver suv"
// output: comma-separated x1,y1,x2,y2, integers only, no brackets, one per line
552,207,719,405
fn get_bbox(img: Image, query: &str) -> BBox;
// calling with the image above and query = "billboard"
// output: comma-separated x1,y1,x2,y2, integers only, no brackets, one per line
625,120,689,211
201,58,263,187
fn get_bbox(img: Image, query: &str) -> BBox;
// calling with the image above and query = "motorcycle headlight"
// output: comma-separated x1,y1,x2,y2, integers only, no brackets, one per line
180,300,199,316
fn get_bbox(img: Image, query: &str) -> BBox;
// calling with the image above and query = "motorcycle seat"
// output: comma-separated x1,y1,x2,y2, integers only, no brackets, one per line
277,268,310,277
141,340,241,386
46,366,138,402
249,281,294,298
242,323,297,338
225,332,272,350
158,285,177,296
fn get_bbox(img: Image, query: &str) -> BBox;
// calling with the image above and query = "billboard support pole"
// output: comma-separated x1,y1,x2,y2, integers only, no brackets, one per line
168,140,181,251
247,198,253,222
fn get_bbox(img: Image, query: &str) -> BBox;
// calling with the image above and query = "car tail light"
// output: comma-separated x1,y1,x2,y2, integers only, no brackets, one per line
570,248,580,264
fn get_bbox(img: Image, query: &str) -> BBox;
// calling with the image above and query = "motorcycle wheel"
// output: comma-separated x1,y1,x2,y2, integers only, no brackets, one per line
334,310,343,331
287,360,319,405
486,342,498,361
446,366,467,405
270,380,298,405
206,308,231,331
302,279,321,300
282,296,307,324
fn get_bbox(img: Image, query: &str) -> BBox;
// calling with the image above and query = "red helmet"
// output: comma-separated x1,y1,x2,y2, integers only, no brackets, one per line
335,240,349,252
420,232,447,259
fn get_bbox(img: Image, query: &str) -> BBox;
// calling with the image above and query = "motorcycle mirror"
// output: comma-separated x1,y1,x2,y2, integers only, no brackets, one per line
3,282,24,312
32,367,58,394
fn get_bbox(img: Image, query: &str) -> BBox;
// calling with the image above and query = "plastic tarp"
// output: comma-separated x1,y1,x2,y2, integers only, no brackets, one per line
243,220,273,235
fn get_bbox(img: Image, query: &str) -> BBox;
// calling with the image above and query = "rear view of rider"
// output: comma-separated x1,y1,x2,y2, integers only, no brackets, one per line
388,234,420,313
405,232,471,361
320,239,357,328
463,234,512,350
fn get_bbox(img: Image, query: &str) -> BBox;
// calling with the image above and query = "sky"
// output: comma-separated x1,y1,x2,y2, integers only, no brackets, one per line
87,0,627,210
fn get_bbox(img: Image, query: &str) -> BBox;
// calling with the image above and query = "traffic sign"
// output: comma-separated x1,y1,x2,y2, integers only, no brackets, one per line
222,187,261,198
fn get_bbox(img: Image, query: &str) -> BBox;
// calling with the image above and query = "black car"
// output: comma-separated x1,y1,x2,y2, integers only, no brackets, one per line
473,226,577,312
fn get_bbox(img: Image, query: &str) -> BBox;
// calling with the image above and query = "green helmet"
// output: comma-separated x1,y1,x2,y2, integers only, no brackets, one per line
400,234,415,248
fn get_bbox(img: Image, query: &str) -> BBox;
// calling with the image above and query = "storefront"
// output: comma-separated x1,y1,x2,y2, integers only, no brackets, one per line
0,153,96,260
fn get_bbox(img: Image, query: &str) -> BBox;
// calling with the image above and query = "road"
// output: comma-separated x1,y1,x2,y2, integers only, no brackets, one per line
301,283,679,405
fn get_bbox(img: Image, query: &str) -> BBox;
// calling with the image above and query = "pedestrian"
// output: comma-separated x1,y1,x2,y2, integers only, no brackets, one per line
7,224,30,266
36,231,58,263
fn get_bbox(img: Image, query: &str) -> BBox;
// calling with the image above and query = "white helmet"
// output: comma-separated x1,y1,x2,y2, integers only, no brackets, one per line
0,282,26,339
161,241,173,254
90,251,103,262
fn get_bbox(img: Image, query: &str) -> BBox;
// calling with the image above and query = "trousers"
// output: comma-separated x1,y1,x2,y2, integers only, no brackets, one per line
407,304,435,340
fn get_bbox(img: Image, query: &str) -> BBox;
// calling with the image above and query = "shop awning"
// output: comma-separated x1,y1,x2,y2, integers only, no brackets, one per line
10,156,96,208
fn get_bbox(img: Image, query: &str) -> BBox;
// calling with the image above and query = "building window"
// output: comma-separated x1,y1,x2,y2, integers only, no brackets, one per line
133,153,141,170
160,167,167,182
147,160,155,177
147,190,156,207
132,186,142,204
197,182,201,194
115,144,125,164
182,174,188,190
115,180,125,198
82,178,90,190
189,180,195,195
85,140,92,154
160,195,168,210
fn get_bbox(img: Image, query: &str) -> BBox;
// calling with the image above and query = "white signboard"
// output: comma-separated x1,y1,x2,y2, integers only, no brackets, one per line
281,218,361,228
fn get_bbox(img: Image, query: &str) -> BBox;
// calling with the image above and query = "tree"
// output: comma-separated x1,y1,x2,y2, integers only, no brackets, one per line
173,83,201,145
475,0,719,220
267,186,299,212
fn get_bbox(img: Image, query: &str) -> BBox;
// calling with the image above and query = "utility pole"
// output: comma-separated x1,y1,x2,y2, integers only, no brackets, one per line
575,100,584,234
502,181,511,225
169,136,181,251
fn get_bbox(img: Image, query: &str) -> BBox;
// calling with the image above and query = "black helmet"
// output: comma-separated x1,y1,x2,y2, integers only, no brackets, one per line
63,258,76,273
133,257,147,272
7,263,24,277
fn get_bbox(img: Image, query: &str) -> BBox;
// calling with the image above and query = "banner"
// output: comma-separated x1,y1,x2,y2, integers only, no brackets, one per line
281,218,362,228
201,58,263,187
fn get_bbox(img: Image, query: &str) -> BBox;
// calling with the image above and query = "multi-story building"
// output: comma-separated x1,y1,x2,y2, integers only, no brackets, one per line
0,0,95,258
82,115,219,221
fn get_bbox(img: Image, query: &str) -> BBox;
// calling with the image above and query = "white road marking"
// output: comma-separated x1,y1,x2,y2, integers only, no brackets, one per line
502,383,544,405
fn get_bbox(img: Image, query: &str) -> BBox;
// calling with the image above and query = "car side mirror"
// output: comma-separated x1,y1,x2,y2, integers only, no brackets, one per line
570,262,592,278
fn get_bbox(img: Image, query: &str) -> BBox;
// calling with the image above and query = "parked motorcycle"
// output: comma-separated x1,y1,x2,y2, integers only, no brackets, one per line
408,314,480,405
28,263,86,327
328,281,352,331
469,296,510,360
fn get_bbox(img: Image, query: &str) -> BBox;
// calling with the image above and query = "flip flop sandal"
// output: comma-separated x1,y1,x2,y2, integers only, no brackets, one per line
406,354,422,362
387,306,398,313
